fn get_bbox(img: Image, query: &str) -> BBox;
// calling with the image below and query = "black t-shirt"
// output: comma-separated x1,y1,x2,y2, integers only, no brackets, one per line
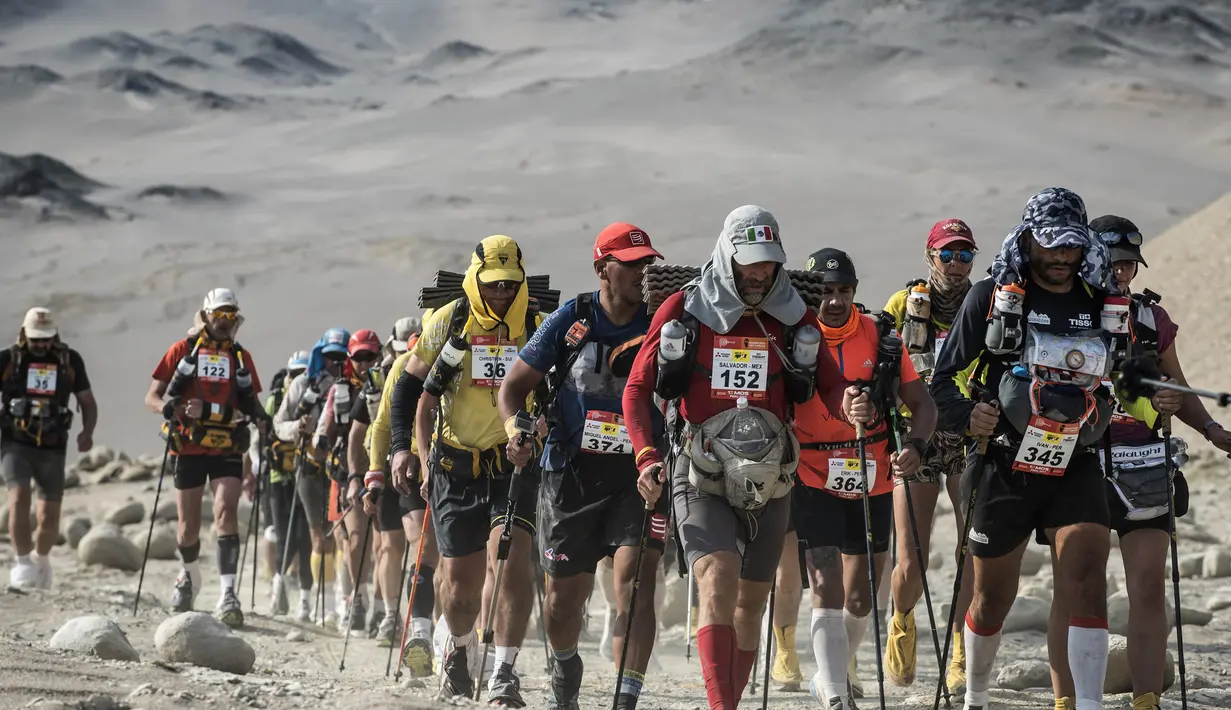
351,390,371,426
931,277,1105,435
0,345,91,449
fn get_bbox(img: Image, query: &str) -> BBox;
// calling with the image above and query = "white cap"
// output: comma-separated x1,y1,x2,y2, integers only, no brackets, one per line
389,316,421,352
203,287,239,313
22,307,57,339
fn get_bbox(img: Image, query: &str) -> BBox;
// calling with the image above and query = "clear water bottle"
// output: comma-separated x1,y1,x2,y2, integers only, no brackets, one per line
792,325,821,370
658,320,688,364
333,381,351,425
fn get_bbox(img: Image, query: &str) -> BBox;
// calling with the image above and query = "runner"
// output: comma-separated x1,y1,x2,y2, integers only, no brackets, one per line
315,329,382,634
929,189,1175,710
623,205,855,710
3,307,97,590
786,249,937,709
1044,214,1230,710
498,222,665,710
273,327,350,627
388,235,544,705
261,350,312,618
145,288,263,628
363,316,441,672
882,219,979,692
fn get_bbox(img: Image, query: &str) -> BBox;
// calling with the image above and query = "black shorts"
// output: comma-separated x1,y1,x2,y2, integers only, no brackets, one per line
539,453,669,578
171,454,242,491
376,458,427,533
428,441,538,559
794,483,893,556
965,444,1108,558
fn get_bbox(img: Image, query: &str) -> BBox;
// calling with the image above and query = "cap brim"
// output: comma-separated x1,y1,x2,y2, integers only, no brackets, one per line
321,344,347,356
477,269,524,284
24,327,56,339
930,235,976,250
1030,224,1089,249
1109,246,1148,267
731,242,787,266
604,246,664,262
390,339,408,352
814,270,858,285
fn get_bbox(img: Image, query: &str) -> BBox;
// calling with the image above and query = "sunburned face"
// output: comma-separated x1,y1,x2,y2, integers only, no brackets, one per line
1111,260,1138,290
819,283,856,328
1028,239,1083,288
27,337,52,356
733,261,776,306
597,256,653,307
478,279,520,319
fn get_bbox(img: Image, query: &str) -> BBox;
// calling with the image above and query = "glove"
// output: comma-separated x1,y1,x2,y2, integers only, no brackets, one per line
162,398,180,422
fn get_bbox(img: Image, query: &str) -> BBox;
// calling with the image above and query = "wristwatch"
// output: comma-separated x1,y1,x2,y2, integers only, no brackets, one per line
904,437,928,456
1203,420,1224,441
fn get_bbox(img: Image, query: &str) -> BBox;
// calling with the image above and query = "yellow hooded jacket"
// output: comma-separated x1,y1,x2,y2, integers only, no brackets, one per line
411,235,541,454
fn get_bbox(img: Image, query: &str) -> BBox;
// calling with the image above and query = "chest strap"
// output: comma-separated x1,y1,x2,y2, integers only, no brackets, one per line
800,429,890,451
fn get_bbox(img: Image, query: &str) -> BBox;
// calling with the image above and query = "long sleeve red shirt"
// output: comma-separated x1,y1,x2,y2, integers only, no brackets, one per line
623,291,848,467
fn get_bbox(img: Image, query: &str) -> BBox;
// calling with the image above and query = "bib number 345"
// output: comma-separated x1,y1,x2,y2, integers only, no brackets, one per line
1012,415,1080,477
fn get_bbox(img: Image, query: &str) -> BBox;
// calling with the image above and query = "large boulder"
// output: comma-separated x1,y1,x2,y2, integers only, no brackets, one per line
1003,596,1050,633
49,615,139,662
92,460,126,483
119,465,154,483
659,573,690,629
153,501,178,522
997,660,1051,690
78,523,143,571
1105,634,1173,693
103,500,145,526
65,516,92,549
0,506,38,534
76,446,118,472
1203,548,1231,579
155,612,255,675
1108,590,1173,636
130,522,177,560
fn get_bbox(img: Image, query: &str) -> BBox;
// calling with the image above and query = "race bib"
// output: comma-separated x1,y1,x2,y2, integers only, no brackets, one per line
934,334,947,358
1102,378,1133,425
470,335,517,387
581,411,632,455
826,456,875,499
1012,415,1079,476
26,364,57,396
197,350,231,383
710,336,769,401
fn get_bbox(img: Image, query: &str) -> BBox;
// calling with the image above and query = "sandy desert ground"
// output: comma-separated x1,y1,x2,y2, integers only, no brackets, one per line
2,0,1231,708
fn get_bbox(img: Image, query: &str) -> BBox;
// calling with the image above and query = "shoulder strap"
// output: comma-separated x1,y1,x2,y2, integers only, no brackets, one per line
447,296,470,339
1,345,18,392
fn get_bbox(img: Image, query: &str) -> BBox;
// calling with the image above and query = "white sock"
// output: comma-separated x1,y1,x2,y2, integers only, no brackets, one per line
299,589,311,606
372,597,385,615
451,629,476,648
411,616,432,640
812,608,848,700
964,615,1002,709
184,560,201,580
33,553,50,569
324,586,335,615
1069,622,1109,710
15,554,31,565
843,608,870,666
493,645,518,668
220,574,236,594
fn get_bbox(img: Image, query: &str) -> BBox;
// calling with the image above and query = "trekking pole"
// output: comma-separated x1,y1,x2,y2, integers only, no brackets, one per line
932,430,989,710
611,469,662,710
856,420,888,710
339,515,373,671
533,552,553,674
748,623,759,697
236,483,257,597
685,571,695,662
890,410,949,708
474,411,536,700
395,505,431,681
1163,414,1189,710
133,435,173,616
386,521,414,677
250,434,264,607
761,579,777,710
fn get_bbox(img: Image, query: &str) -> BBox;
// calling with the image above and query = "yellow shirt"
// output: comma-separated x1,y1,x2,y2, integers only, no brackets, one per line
411,299,541,452
366,351,416,469
884,287,973,400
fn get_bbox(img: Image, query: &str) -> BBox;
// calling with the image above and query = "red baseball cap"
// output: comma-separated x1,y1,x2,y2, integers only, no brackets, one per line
927,219,976,250
593,223,663,263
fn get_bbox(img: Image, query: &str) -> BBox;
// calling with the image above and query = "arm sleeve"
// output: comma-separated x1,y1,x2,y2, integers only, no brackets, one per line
369,354,408,468
316,386,336,439
623,294,685,468
69,350,92,392
273,377,302,442
929,278,993,433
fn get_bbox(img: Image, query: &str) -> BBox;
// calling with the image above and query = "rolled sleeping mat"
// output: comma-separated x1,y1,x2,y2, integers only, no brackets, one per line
419,271,560,312
641,264,831,314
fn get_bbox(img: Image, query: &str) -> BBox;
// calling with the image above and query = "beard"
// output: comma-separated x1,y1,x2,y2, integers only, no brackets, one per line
1033,260,1078,286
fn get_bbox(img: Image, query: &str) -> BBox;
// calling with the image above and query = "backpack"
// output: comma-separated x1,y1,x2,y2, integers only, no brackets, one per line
1,342,77,446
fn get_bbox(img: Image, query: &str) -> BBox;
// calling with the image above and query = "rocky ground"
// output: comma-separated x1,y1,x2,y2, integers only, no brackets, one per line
2,446,1230,709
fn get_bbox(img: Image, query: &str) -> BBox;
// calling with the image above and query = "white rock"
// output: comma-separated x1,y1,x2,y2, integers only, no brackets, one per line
64,471,81,489
1202,548,1231,579
286,630,306,642
66,517,92,549
997,660,1051,690
1105,634,1173,693
1172,552,1204,579
1019,582,1052,604
659,574,689,629
1207,595,1231,612
155,612,255,675
78,523,143,571
1003,595,1050,633
103,500,146,527
1106,575,1119,595
1180,606,1213,626
153,501,178,522
130,523,177,560
118,465,154,483
1019,547,1046,576
77,446,118,472
92,460,125,483
929,551,945,570
49,615,139,662
1107,590,1174,636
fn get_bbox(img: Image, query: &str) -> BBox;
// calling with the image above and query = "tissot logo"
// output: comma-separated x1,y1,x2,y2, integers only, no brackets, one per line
1070,313,1092,328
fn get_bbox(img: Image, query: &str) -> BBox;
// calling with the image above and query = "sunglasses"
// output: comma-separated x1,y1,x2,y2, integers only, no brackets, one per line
27,337,52,345
935,249,976,264
323,353,347,364
480,280,522,293
1097,230,1143,247
210,309,239,321
350,352,379,363
608,256,656,269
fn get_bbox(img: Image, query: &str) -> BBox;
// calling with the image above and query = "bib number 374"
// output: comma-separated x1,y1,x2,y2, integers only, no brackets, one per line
581,411,632,454
711,336,769,401
471,335,517,387
1012,415,1080,477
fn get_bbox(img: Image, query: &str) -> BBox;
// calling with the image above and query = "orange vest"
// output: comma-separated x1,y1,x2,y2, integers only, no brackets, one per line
795,313,893,499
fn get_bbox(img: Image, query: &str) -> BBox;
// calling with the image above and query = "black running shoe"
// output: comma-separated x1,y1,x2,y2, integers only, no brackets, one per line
486,662,525,707
547,653,583,710
437,643,473,699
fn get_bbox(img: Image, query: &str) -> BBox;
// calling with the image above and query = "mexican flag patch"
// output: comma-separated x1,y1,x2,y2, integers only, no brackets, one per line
744,225,775,243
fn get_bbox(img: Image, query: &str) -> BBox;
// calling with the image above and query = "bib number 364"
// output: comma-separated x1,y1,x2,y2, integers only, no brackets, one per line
1012,415,1079,477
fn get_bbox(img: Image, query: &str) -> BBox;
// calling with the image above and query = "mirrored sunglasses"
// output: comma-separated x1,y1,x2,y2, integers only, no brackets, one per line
936,249,976,264
1097,230,1143,247
481,280,522,292
350,351,379,363
210,309,240,321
